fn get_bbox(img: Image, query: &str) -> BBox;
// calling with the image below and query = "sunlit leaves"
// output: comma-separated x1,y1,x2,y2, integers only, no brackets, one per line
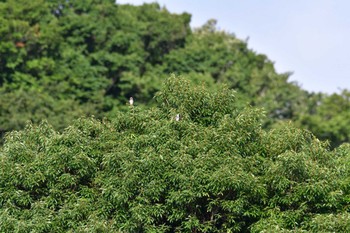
0,75,349,231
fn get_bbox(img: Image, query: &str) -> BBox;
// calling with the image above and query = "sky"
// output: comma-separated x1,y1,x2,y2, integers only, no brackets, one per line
117,0,350,94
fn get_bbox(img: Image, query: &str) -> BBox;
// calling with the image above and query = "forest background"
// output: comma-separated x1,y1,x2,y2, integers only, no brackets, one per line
0,0,350,232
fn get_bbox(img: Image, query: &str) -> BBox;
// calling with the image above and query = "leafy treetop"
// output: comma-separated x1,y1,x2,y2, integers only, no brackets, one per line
1,76,349,232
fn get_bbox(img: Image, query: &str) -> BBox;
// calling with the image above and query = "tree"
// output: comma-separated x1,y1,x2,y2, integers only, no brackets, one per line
0,0,348,151
1,75,349,232
163,20,309,127
0,0,191,133
297,90,350,148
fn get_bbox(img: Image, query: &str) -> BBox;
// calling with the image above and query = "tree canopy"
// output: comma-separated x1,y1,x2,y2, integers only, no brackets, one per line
0,0,348,146
0,1,349,231
1,76,350,232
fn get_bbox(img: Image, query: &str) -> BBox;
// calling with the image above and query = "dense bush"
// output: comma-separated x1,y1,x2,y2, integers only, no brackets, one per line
1,76,349,232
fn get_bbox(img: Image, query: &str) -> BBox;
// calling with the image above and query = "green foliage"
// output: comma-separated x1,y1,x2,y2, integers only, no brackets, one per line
163,20,308,125
0,0,191,134
0,88,93,135
0,0,348,147
1,76,349,232
297,90,350,148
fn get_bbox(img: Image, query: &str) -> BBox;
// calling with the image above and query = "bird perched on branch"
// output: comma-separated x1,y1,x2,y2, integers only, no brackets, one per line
175,114,180,121
129,97,134,106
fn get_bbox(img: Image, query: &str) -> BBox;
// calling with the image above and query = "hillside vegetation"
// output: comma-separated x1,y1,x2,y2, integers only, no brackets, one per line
0,0,350,231
0,0,348,146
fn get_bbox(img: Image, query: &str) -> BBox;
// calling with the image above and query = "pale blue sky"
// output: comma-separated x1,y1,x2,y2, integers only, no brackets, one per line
117,0,350,93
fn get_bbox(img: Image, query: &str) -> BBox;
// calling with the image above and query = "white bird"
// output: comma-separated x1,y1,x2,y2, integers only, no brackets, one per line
129,97,134,106
175,114,180,121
